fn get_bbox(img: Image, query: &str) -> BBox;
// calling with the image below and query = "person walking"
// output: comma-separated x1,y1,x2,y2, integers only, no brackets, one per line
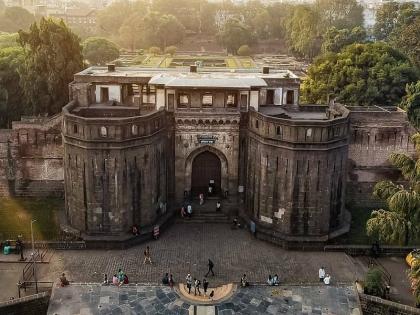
203,278,209,296
199,193,204,205
143,246,152,264
216,201,221,212
318,266,325,282
186,274,193,294
205,259,215,277
194,278,201,296
187,204,192,218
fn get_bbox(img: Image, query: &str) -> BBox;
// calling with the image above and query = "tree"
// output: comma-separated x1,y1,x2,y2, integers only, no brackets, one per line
401,81,420,130
390,15,420,70
315,0,364,30
217,17,254,54
18,18,84,115
237,44,251,56
321,26,366,53
164,45,177,56
0,6,35,33
366,133,420,245
373,1,418,41
285,5,322,59
118,12,145,51
302,42,418,106
96,0,148,37
0,47,25,128
83,37,119,65
155,14,185,48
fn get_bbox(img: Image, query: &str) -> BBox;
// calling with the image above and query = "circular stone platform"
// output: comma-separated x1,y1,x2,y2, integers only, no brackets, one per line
177,283,236,305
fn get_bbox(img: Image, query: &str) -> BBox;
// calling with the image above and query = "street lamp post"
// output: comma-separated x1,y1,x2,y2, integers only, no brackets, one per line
31,219,38,293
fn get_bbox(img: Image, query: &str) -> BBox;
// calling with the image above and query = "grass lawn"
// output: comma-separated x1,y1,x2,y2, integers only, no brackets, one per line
0,198,63,242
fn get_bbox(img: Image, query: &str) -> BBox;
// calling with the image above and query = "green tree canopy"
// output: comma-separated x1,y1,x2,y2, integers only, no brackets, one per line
401,81,420,130
390,15,420,70
373,1,418,41
315,0,364,30
96,0,148,37
321,26,366,53
18,18,84,115
366,134,420,245
285,5,322,59
155,14,185,48
83,37,119,65
302,42,418,106
0,46,24,128
0,6,35,33
217,17,255,54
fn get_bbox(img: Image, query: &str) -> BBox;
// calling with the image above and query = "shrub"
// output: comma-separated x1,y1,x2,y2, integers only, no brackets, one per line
149,46,162,55
164,45,177,56
237,45,251,56
364,268,385,297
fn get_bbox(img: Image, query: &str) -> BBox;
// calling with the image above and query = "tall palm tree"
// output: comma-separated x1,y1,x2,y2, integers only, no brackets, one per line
366,134,420,245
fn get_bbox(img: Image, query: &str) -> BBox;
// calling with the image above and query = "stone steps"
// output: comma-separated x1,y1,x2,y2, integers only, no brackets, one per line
176,211,230,224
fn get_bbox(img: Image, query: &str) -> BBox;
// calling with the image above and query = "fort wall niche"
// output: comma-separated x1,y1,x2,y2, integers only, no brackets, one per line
347,108,417,209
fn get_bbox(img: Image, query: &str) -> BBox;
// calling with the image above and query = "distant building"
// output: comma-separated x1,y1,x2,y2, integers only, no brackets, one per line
49,9,96,30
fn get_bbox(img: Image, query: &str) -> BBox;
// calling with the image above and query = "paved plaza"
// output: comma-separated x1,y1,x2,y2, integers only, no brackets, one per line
48,223,361,286
47,283,361,315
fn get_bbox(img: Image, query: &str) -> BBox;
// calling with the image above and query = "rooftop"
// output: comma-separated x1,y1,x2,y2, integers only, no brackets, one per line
76,66,300,81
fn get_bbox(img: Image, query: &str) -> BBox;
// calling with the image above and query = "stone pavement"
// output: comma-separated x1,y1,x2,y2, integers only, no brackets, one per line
48,223,361,286
47,283,361,315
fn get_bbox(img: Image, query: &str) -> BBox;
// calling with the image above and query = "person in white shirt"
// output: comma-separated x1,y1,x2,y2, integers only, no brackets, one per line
324,274,331,285
319,267,326,282
187,204,192,217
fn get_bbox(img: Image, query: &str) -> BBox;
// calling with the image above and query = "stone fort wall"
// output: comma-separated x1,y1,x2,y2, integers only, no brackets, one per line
0,115,64,198
244,106,349,241
62,102,168,234
347,108,417,209
0,106,417,234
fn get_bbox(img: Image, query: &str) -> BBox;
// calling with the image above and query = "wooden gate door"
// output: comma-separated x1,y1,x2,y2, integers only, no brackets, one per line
191,151,221,196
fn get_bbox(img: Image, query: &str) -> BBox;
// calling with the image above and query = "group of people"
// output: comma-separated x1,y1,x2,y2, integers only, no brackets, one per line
180,204,193,218
180,200,222,218
185,274,214,298
109,269,129,286
162,273,175,288
267,274,280,286
319,266,332,285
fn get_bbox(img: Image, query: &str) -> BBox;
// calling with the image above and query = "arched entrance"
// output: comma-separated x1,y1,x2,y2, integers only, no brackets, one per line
191,151,221,196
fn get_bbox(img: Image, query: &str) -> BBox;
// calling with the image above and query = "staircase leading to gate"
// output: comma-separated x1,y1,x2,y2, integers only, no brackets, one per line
176,199,238,224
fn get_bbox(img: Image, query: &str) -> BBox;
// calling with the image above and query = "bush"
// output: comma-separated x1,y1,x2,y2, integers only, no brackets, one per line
237,45,251,56
364,268,385,297
164,45,177,56
149,46,162,55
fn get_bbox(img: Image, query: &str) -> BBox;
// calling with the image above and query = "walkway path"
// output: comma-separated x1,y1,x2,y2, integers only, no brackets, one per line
47,283,361,315
48,223,361,286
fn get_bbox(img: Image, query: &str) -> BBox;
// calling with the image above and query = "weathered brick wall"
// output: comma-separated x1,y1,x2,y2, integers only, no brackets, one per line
359,294,420,315
0,291,50,315
0,115,64,197
347,109,416,209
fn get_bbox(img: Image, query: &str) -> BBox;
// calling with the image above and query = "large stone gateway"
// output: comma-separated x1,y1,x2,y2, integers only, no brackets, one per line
55,65,415,246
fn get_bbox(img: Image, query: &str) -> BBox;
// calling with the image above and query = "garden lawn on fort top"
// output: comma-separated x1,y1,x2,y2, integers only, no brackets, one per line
0,197,63,241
